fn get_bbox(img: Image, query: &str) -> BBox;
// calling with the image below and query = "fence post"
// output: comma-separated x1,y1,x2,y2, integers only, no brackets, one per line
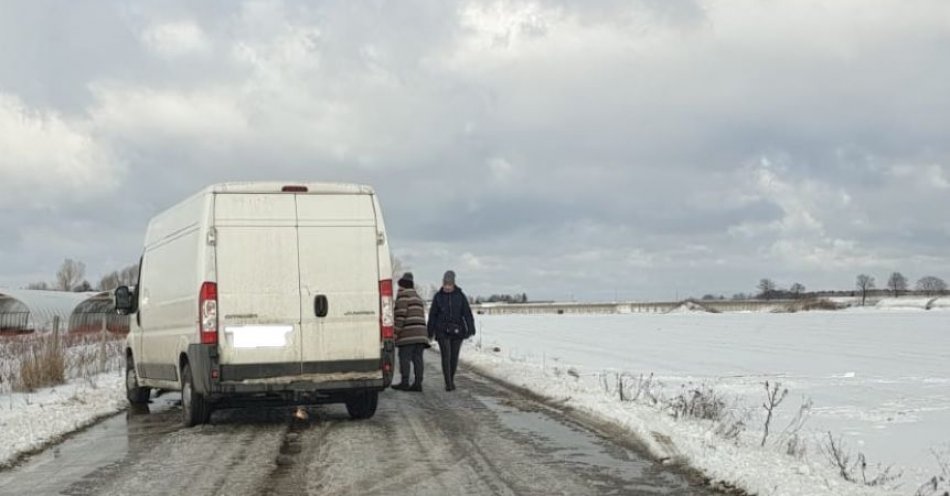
52,316,61,365
100,315,108,373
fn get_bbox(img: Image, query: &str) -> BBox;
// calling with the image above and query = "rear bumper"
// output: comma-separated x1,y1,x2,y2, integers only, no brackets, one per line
220,359,380,381
217,377,385,394
186,344,392,396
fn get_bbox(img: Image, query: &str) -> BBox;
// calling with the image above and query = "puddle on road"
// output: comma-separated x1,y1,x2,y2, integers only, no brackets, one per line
477,395,692,495
0,395,179,496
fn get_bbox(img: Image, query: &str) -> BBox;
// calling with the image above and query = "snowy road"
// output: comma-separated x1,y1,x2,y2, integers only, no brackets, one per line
0,354,718,496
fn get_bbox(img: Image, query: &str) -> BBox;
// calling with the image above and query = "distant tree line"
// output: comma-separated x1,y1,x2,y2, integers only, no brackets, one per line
24,258,138,293
475,293,529,304
747,272,948,305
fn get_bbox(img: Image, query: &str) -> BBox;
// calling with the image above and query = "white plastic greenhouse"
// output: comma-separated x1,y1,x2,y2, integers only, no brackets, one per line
0,289,127,334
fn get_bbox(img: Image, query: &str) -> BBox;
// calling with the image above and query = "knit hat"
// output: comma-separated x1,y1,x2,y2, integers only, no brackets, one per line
442,270,456,285
399,272,414,283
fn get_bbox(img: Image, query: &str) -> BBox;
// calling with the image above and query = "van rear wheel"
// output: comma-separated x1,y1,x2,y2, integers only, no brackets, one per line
181,363,211,427
345,391,379,420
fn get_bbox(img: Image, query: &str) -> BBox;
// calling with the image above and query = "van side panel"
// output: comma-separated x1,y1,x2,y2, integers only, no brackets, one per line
297,194,381,365
214,194,303,368
138,193,209,382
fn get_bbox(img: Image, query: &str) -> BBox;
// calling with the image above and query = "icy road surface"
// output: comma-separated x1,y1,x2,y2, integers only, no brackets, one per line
0,355,718,496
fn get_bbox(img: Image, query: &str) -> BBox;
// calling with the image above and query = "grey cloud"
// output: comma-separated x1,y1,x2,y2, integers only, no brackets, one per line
2,0,950,300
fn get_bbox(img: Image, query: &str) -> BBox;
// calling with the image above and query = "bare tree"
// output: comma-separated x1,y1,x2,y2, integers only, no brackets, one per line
886,272,908,298
790,283,806,299
99,271,121,291
99,263,139,291
55,259,86,292
118,263,139,286
856,274,875,306
757,278,777,300
916,276,948,296
25,282,50,290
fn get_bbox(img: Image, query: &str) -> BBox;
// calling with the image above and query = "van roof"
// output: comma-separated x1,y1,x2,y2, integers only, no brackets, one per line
143,182,377,247
202,182,375,195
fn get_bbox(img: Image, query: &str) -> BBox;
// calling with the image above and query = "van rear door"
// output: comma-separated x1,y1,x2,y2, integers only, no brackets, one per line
296,194,381,371
214,194,303,370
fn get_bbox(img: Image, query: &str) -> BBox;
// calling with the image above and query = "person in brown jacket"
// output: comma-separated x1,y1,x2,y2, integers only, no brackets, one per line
392,272,430,392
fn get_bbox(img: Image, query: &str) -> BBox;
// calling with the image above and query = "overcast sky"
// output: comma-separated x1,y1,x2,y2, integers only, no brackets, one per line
2,0,949,301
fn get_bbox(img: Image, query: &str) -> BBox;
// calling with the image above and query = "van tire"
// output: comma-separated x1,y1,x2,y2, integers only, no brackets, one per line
125,356,150,405
181,363,211,427
344,391,378,420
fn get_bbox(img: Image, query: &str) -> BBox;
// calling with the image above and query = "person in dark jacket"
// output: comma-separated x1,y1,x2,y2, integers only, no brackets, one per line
392,272,429,392
427,270,476,391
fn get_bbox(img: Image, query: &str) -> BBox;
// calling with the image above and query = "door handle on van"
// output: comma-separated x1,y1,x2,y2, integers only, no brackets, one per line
314,295,329,318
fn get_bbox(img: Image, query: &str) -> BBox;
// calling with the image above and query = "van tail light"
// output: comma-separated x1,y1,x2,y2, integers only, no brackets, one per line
380,279,394,340
199,282,218,345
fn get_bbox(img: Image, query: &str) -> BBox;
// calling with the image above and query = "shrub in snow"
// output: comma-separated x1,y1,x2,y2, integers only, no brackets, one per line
821,432,901,487
713,410,747,442
630,373,658,403
915,448,950,496
760,381,789,447
667,383,727,421
774,397,813,459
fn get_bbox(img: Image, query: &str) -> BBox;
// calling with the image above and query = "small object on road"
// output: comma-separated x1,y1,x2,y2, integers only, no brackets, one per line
281,443,302,455
293,407,309,421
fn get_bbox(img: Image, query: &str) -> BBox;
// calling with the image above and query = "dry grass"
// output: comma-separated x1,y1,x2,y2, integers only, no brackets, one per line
1,331,124,394
16,333,66,392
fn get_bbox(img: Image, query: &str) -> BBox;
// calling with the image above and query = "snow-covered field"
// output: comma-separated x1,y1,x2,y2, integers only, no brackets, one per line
0,372,125,468
466,308,950,496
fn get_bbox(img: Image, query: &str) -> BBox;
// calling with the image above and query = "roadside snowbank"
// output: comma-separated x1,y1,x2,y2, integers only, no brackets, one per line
0,372,125,468
471,312,950,482
463,347,898,496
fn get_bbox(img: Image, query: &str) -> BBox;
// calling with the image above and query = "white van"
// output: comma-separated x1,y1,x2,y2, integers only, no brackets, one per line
115,182,395,426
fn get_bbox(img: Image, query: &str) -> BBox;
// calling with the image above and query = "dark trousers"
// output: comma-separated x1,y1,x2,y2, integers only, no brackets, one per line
397,344,425,386
437,336,463,387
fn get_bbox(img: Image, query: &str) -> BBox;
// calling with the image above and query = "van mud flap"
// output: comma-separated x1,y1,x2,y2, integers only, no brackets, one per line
381,340,395,387
187,344,218,395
